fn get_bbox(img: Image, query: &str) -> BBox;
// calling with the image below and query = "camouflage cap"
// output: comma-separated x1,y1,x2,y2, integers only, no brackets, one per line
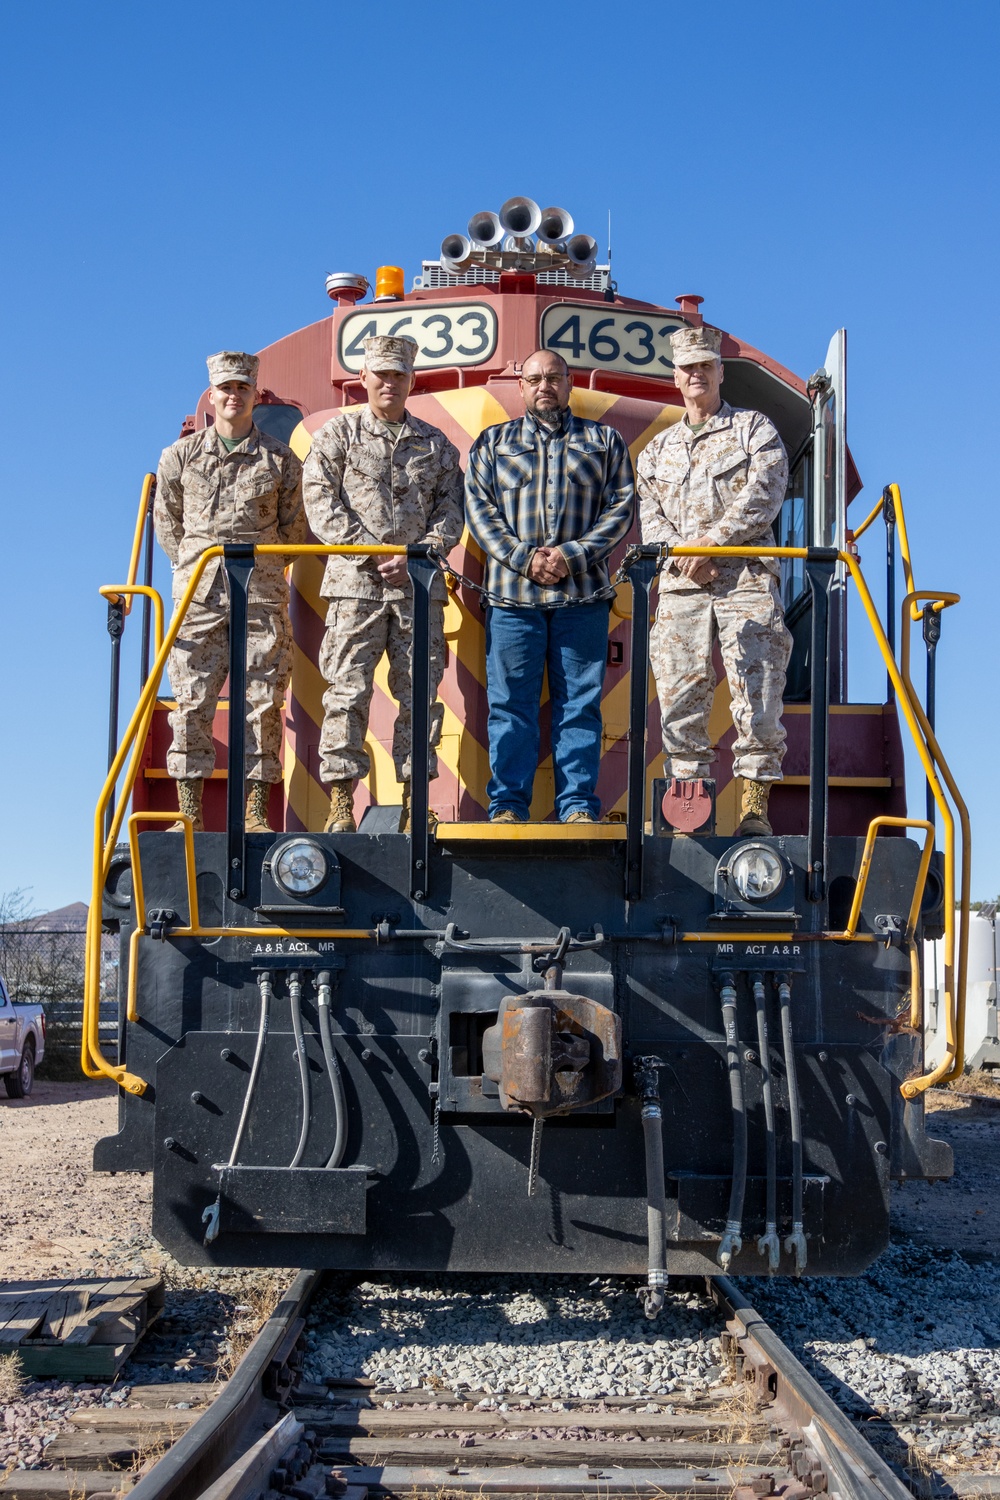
206,350,259,386
670,324,723,367
363,334,418,373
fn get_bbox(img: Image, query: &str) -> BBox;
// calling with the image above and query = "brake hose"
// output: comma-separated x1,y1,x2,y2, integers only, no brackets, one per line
317,970,348,1168
753,978,780,1271
203,969,271,1244
778,975,807,1273
288,971,311,1169
635,1056,667,1319
717,974,747,1271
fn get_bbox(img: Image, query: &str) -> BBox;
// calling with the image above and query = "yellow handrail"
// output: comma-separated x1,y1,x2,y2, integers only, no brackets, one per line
843,817,935,943
85,534,967,1102
898,594,972,1085
844,557,966,1094
842,483,970,1076
84,544,409,1089
105,474,156,615
98,585,165,658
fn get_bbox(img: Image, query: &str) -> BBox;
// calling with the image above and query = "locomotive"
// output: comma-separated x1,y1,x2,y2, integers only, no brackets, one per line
87,197,970,1301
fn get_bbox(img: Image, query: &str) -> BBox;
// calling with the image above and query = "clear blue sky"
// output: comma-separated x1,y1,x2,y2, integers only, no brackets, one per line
1,0,996,911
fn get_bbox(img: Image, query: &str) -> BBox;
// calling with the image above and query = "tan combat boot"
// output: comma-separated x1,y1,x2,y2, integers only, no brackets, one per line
169,778,204,833
245,780,273,834
738,778,773,836
324,781,357,833
399,784,438,834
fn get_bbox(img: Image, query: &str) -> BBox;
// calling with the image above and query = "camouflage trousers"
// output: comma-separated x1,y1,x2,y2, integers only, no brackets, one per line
165,582,293,783
318,595,446,785
651,570,792,782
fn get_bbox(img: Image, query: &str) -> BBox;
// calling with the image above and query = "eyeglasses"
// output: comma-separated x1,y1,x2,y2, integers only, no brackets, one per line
521,372,568,387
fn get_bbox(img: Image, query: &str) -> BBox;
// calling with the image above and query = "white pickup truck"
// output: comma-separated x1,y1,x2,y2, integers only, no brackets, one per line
0,974,45,1097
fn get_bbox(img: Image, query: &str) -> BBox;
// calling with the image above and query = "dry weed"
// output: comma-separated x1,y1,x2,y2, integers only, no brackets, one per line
944,1072,1000,1101
215,1281,283,1380
0,1353,24,1403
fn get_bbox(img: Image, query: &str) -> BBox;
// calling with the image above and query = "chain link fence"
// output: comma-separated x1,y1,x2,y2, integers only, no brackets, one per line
0,926,119,1069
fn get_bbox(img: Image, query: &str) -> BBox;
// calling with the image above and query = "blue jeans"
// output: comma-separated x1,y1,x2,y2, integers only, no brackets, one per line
484,602,610,820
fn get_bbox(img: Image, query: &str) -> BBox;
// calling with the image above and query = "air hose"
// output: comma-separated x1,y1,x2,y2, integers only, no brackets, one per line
753,978,780,1272
203,969,271,1244
288,971,311,1169
635,1055,667,1319
717,974,747,1271
317,970,348,1168
778,976,807,1273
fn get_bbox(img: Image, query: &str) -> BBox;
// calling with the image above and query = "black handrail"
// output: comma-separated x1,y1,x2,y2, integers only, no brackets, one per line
624,548,659,904
806,550,837,903
923,607,941,829
407,548,438,902
104,597,125,840
883,485,896,705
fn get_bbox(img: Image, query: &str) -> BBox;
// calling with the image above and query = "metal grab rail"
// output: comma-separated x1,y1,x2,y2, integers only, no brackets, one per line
85,538,968,1102
105,473,156,615
101,474,156,837
843,817,936,943
84,543,409,1092
898,595,972,1086
843,556,966,1096
98,585,165,658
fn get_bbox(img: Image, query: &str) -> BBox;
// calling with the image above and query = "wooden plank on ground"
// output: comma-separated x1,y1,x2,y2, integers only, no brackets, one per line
125,1381,219,1408
69,1409,200,1431
44,1431,142,1470
84,1294,148,1345
0,1469,131,1497
0,1298,50,1344
0,1275,164,1378
317,1437,781,1466
304,1407,765,1438
35,1289,91,1343
6,1341,129,1380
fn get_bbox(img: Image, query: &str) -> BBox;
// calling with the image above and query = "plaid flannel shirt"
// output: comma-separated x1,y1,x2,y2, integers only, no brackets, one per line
464,409,635,607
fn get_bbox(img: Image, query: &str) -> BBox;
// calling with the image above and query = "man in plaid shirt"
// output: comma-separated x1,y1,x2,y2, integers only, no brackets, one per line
465,349,634,823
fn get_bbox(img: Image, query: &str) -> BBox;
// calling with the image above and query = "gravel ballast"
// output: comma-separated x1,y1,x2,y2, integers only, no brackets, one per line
303,1278,722,1400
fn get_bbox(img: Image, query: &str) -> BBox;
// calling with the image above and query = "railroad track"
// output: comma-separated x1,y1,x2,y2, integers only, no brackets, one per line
13,1273,913,1500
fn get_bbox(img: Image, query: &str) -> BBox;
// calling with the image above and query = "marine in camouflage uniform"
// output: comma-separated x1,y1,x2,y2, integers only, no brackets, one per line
302,334,464,832
637,324,791,835
154,350,306,833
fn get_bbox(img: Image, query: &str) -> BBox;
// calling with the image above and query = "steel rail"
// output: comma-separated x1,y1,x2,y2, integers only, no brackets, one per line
712,1276,914,1500
127,1268,320,1500
125,1269,915,1500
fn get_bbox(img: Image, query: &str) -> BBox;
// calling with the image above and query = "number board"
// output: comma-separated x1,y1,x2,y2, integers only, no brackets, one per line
540,304,686,378
338,303,497,373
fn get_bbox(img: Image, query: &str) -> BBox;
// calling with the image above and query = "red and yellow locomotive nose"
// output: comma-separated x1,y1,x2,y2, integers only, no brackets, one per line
282,382,684,833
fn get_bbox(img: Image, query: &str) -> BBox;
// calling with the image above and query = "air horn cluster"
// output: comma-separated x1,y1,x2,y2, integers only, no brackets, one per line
440,197,598,278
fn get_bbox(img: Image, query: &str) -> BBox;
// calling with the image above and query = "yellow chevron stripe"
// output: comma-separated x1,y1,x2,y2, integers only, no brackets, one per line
433,387,510,438
439,696,490,813
288,409,363,462
568,389,619,420
290,555,327,622
629,406,685,463
284,755,327,833
364,728,405,804
290,640,327,722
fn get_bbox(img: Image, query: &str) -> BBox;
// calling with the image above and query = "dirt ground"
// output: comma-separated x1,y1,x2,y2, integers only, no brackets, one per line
892,1088,1000,1257
0,1081,153,1282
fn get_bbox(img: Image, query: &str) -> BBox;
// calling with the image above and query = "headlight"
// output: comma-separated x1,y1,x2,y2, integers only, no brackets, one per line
273,839,328,896
728,843,786,902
